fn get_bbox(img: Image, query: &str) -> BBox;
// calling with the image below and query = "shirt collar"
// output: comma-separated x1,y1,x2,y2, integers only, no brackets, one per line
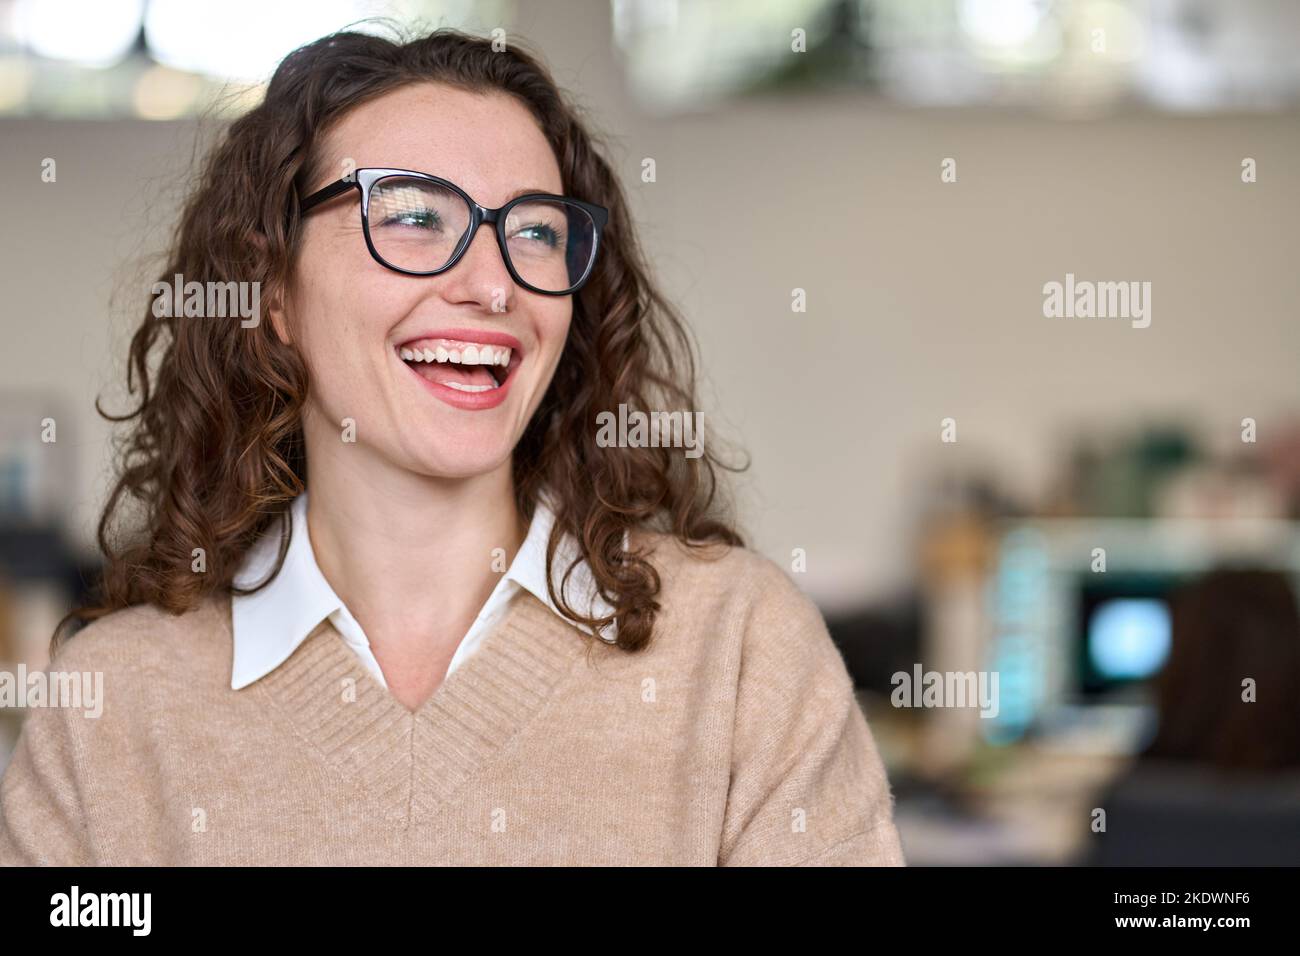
229,491,616,690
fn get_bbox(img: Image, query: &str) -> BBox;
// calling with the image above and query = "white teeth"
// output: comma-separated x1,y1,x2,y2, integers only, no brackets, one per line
442,381,496,392
401,344,513,366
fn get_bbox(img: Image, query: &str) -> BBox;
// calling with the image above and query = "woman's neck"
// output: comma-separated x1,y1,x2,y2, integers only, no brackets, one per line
301,435,528,698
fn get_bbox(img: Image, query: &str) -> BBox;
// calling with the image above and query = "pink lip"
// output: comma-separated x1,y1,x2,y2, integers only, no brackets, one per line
396,327,523,353
395,327,522,412
405,364,515,410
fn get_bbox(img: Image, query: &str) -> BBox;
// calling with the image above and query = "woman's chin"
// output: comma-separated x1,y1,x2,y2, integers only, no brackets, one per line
402,440,514,481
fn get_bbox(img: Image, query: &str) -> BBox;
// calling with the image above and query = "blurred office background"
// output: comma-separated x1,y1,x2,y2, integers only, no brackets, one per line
1,0,1299,864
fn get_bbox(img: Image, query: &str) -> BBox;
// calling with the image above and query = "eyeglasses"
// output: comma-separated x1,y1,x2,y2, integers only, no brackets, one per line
298,167,609,296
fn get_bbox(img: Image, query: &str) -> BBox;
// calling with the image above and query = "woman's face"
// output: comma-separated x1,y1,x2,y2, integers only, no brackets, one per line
281,82,571,481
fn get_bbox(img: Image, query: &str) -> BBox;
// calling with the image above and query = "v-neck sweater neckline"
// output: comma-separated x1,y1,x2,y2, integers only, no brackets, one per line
248,588,594,826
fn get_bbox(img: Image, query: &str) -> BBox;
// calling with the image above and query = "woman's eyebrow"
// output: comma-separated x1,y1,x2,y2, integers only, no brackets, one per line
505,185,559,199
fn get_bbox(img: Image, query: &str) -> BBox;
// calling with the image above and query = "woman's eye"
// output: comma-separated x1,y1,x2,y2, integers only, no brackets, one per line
381,208,442,229
515,223,560,247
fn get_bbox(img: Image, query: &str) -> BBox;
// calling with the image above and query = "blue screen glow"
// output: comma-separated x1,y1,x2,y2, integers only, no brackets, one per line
1088,598,1172,680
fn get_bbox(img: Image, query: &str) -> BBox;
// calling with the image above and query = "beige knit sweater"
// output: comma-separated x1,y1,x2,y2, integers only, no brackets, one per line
0,533,905,866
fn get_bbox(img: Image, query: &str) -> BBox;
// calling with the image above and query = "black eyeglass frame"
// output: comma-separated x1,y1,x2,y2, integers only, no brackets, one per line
298,167,609,296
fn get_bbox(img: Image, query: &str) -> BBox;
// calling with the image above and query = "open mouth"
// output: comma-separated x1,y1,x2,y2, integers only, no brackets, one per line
398,337,519,393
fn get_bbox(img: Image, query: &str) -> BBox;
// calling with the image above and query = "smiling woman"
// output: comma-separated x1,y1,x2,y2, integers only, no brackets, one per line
0,26,906,867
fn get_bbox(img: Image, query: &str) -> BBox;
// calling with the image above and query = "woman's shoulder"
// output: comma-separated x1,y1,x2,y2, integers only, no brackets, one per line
49,594,231,679
635,531,830,643
635,532,860,726
634,535,795,595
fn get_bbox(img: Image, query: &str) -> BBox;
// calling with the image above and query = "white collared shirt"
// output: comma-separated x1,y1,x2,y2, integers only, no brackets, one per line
230,491,616,690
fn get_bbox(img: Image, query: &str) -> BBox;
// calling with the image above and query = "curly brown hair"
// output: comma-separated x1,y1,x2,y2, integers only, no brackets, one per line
58,25,745,652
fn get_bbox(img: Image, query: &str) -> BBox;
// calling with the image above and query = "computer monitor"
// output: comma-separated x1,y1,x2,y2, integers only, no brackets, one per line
984,521,1300,749
1076,574,1188,696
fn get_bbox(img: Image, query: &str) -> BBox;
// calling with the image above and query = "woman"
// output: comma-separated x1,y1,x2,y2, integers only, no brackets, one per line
0,28,904,866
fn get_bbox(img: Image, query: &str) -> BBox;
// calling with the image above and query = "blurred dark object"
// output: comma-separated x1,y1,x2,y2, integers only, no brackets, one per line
0,523,97,604
1084,759,1300,865
1066,423,1201,518
825,590,922,695
1147,568,1300,769
1082,567,1300,864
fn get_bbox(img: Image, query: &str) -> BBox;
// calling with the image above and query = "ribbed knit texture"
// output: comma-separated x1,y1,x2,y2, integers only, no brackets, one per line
257,595,588,826
0,535,906,866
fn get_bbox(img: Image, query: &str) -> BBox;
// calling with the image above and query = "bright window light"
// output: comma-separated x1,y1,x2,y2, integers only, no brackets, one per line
13,0,145,68
144,0,382,82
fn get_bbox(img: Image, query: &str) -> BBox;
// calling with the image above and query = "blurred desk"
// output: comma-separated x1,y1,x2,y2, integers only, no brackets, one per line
865,698,1130,865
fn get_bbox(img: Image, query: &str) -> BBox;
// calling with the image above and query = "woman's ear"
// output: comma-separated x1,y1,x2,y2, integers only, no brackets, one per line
267,282,293,346
250,229,293,345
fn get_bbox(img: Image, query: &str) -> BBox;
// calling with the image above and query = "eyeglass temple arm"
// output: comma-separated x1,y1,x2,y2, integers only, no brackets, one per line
299,177,359,214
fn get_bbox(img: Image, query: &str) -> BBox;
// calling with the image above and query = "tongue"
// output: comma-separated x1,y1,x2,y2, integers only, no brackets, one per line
410,360,496,388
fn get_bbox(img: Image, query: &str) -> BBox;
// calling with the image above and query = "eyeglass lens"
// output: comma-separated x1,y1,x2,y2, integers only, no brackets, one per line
366,175,596,292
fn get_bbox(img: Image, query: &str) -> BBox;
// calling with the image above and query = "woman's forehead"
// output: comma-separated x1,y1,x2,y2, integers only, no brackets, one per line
317,83,563,199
